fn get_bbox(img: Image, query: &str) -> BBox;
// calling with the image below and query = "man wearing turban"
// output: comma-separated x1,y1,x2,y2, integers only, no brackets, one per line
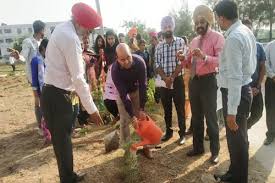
177,5,225,164
128,27,139,52
41,2,103,182
155,16,187,145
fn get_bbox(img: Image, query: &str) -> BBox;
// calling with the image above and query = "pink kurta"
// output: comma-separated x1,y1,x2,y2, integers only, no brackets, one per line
83,53,97,90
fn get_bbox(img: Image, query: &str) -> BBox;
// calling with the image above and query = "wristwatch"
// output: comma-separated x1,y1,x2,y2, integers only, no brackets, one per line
203,55,208,61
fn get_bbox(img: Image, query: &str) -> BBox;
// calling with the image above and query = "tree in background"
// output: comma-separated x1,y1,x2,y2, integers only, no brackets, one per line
13,37,26,52
205,0,274,41
122,1,195,42
169,5,195,40
121,20,156,42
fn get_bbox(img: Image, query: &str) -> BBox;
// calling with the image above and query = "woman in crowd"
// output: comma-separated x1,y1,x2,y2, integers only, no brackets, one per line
82,35,97,90
104,30,119,73
93,35,106,80
103,65,120,124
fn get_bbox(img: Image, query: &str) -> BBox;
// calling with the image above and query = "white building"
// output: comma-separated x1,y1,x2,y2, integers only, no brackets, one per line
0,21,112,61
0,22,62,58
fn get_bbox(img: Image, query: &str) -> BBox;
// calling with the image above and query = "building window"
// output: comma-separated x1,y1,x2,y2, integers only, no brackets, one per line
4,29,12,33
17,28,22,34
28,27,33,33
5,38,13,43
0,39,3,43
0,29,2,34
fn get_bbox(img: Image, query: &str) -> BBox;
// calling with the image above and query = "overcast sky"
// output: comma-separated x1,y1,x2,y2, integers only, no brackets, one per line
0,0,204,33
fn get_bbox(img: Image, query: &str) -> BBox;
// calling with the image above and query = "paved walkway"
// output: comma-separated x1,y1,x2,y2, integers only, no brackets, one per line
217,88,275,182
248,109,275,182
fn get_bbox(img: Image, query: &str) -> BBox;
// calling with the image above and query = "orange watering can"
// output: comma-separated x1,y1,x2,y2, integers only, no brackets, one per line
131,116,163,151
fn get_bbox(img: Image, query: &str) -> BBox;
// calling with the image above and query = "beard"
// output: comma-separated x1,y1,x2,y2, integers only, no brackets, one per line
76,27,88,40
196,23,209,35
163,31,173,38
219,24,226,31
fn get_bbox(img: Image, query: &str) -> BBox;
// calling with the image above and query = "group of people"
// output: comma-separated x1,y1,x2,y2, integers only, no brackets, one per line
8,0,275,183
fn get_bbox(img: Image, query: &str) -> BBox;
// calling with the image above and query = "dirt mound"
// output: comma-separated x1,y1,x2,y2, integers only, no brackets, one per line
0,65,271,183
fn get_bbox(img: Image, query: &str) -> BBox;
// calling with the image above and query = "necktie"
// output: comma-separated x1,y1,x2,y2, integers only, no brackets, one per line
191,38,203,79
190,57,197,79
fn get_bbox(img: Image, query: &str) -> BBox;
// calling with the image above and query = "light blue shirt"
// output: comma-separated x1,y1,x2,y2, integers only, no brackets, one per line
265,40,275,79
217,20,257,115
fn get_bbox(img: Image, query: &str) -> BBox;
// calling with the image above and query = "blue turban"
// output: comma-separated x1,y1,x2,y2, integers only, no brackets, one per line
161,16,175,32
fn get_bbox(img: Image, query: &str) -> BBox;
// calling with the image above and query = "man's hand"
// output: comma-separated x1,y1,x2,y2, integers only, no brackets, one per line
272,76,275,82
176,50,185,61
89,111,104,126
132,116,138,129
99,49,104,57
251,87,259,96
34,96,40,107
164,76,173,89
10,50,20,60
226,115,239,131
138,111,146,120
192,48,206,60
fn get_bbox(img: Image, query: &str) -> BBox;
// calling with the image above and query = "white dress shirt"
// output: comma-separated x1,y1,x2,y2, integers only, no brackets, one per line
18,37,40,83
44,21,98,114
217,20,257,115
265,40,275,79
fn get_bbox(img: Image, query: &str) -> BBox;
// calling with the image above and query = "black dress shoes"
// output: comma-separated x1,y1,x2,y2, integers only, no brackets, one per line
161,134,172,142
214,172,232,182
210,155,219,164
73,172,86,182
264,137,274,145
185,129,193,135
178,136,186,145
186,149,204,157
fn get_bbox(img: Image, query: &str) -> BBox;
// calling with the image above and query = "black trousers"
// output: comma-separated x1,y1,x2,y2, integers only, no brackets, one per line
11,64,16,71
104,99,119,118
41,85,77,183
221,85,252,183
72,103,79,129
160,76,185,137
189,74,219,156
265,78,275,139
247,91,263,129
